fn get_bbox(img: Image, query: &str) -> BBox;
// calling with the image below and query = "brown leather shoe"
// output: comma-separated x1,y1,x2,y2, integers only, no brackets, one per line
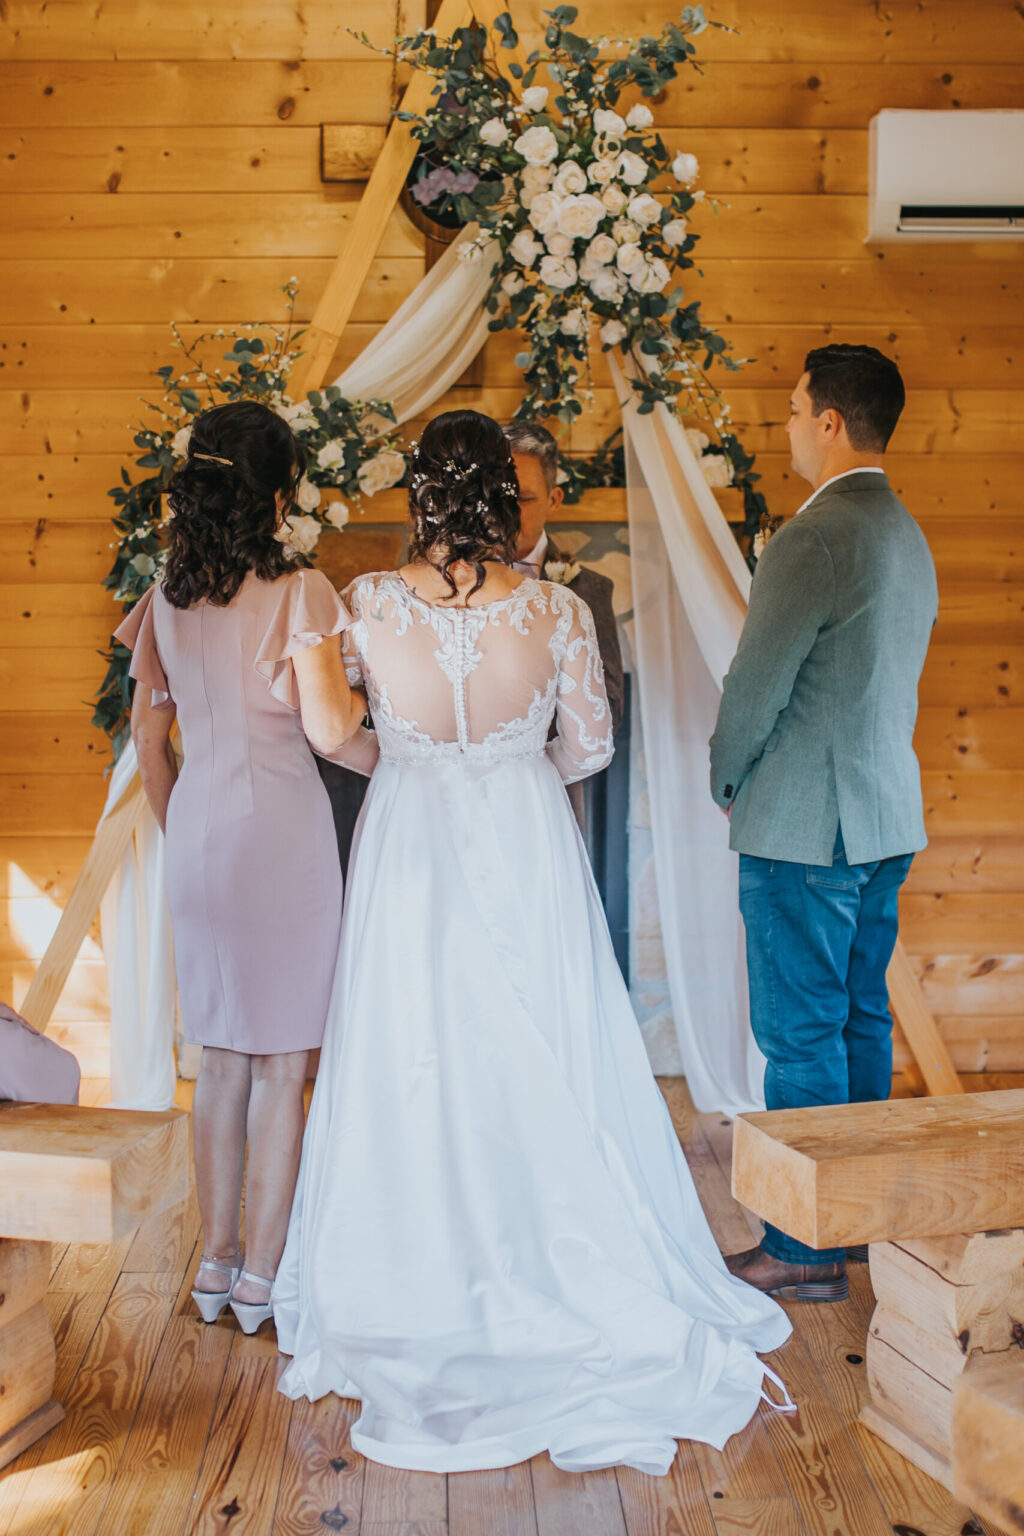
725,1243,848,1302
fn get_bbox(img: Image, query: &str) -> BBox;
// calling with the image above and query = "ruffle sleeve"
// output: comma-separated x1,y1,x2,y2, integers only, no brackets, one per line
113,586,173,709
254,568,353,709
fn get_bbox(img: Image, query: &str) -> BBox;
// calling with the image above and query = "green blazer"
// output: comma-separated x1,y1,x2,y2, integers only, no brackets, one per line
709,471,938,866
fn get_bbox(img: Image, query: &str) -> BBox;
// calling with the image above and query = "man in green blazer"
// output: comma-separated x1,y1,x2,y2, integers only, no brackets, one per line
710,344,938,1301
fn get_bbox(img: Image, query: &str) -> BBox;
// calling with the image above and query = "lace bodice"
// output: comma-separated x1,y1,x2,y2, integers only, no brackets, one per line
338,572,614,782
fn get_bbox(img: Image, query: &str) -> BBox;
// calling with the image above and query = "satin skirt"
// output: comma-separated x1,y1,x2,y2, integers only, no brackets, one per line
273,754,791,1475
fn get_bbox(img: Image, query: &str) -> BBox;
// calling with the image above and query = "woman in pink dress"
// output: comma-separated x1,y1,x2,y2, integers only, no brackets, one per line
116,401,369,1332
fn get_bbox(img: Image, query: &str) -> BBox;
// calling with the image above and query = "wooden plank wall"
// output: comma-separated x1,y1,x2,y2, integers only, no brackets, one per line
1,1,1022,1075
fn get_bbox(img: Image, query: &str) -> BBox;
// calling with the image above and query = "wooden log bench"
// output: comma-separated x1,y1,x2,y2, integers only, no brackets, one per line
731,1090,1024,1519
0,1102,188,1469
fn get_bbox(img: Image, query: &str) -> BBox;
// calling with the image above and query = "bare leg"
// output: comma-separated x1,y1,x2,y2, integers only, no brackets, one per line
233,1049,309,1304
192,1046,251,1289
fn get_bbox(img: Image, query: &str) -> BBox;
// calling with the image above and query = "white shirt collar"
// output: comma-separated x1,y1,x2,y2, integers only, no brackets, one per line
795,466,886,516
520,531,548,569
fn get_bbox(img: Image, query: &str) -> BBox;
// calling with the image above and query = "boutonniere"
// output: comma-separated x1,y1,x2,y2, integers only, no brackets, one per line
543,557,581,586
752,512,784,560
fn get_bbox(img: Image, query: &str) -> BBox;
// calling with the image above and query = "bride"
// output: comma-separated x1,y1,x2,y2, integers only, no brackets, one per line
273,409,791,1476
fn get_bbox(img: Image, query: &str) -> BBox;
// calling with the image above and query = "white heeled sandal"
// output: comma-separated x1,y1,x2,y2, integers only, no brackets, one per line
191,1256,242,1323
229,1270,274,1335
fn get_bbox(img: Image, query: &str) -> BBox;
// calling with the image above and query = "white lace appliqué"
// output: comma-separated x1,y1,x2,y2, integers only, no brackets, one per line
342,572,613,782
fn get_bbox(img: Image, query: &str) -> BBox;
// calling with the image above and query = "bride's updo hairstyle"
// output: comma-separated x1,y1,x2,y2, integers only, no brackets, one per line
163,400,307,609
408,409,521,598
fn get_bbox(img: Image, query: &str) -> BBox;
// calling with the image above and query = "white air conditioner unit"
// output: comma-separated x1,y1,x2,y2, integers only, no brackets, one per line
868,109,1024,242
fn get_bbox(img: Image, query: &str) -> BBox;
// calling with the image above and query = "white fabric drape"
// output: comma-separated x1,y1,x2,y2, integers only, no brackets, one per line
611,355,765,1114
98,739,177,1108
98,228,501,1102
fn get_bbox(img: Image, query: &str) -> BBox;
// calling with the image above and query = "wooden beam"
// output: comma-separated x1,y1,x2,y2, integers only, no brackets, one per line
0,1103,188,1245
731,1088,1024,1250
287,0,474,400
17,774,147,1032
887,940,964,1096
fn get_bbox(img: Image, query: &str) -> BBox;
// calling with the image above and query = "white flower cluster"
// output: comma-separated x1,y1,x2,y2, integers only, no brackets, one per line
684,428,736,488
496,101,701,321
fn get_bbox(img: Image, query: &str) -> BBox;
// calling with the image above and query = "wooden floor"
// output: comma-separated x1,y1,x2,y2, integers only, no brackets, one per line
0,1078,1001,1536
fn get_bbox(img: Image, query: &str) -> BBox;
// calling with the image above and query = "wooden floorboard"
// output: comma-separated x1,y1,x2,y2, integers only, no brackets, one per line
0,1079,998,1535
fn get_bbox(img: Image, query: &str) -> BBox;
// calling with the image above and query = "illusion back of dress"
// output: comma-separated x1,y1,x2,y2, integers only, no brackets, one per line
341,572,613,781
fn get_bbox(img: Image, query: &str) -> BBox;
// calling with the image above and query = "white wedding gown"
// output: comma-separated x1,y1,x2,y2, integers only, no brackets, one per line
273,570,791,1476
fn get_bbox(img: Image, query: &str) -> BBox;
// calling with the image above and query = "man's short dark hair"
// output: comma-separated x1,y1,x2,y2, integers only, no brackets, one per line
502,421,559,491
803,344,905,452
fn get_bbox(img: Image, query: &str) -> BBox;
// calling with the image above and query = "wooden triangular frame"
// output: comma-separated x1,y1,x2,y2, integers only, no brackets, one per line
19,1,963,1100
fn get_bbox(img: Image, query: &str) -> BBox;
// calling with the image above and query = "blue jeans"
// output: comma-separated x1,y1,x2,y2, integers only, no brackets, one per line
739,832,914,1266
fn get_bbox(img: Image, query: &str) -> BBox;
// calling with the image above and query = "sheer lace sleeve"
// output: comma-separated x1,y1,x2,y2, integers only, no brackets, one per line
547,589,614,784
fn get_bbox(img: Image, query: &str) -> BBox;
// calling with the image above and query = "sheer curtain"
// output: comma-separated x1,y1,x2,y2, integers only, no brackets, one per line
611,355,765,1114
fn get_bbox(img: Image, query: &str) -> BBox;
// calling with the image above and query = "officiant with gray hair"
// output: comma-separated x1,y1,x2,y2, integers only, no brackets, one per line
503,421,624,735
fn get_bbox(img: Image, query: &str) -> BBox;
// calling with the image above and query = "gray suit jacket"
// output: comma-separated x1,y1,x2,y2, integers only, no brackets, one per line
709,471,938,866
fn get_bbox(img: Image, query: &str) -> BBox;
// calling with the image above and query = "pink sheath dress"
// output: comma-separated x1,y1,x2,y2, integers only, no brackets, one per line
114,568,350,1055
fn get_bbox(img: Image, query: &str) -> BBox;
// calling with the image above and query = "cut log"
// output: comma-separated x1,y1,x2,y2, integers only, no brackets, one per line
0,1103,188,1244
952,1352,1024,1534
898,1228,1024,1286
731,1089,1024,1250
865,1332,953,1470
870,1238,1024,1360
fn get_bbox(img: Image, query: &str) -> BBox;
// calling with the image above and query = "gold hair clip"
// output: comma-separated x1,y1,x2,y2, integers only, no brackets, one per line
193,452,233,466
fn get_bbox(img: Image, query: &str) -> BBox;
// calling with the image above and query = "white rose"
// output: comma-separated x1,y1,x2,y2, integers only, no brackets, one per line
615,241,645,275
295,476,320,512
275,513,321,556
584,232,617,266
662,216,689,246
612,218,642,246
514,124,559,165
684,428,711,456
616,150,648,186
672,151,700,186
325,500,350,529
275,400,316,431
479,117,510,146
170,426,192,458
538,253,578,289
589,266,627,303
545,230,574,258
358,448,406,496
522,164,553,194
131,553,157,576
587,158,615,185
544,558,580,584
528,189,564,234
599,318,628,346
593,107,627,138
559,307,588,336
553,160,588,196
316,440,346,471
501,270,525,294
601,183,628,215
625,103,654,129
701,454,735,488
626,192,662,228
557,192,605,240
628,256,671,293
509,227,542,265
521,85,549,112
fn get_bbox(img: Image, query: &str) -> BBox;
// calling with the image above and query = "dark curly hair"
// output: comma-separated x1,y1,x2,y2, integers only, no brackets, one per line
162,400,307,609
408,410,521,599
